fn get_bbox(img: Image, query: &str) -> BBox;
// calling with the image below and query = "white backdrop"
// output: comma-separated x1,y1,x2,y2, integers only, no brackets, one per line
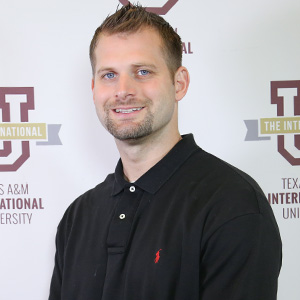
1,0,299,299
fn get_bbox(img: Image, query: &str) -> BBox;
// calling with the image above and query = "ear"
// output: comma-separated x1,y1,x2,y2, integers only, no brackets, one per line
174,66,190,102
91,78,95,103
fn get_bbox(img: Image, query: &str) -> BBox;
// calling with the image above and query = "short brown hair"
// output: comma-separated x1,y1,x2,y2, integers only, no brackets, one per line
89,4,182,78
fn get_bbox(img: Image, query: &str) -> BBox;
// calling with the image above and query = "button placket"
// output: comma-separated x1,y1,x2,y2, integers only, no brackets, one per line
107,185,141,249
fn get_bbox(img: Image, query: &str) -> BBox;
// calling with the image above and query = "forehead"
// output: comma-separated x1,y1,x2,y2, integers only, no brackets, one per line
94,28,166,66
98,27,163,46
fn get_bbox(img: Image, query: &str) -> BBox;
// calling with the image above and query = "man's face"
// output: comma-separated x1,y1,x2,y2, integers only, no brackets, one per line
91,28,179,141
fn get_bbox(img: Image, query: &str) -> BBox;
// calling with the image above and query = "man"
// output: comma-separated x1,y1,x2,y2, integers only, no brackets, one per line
49,4,282,300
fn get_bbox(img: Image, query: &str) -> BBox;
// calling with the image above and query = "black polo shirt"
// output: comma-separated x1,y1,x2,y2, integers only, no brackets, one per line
49,134,281,300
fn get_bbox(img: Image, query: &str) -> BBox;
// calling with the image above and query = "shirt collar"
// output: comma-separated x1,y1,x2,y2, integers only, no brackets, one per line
112,134,200,195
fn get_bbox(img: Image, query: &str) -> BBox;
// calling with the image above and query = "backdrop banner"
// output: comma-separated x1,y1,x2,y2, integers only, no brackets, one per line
1,0,299,299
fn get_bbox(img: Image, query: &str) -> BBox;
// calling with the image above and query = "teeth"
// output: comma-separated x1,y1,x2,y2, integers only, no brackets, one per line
115,107,142,113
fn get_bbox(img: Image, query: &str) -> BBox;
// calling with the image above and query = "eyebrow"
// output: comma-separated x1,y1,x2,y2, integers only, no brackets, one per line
131,63,158,70
96,67,114,75
96,63,158,75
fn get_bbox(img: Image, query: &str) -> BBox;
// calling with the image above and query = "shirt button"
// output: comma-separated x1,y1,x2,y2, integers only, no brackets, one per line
119,214,126,219
129,186,135,192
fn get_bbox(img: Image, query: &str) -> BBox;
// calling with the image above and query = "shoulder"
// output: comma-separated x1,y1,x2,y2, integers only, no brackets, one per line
179,149,278,232
69,172,114,210
57,172,115,233
185,149,266,203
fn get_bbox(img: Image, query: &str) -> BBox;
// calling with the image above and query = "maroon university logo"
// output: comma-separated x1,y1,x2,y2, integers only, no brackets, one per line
119,0,178,15
271,81,300,165
0,88,33,171
0,87,61,172
244,80,300,166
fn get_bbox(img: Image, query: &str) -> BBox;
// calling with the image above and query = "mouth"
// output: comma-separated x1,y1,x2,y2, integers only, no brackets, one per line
114,107,144,114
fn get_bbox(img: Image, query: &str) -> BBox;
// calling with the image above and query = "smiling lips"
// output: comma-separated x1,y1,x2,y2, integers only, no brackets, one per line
114,107,143,114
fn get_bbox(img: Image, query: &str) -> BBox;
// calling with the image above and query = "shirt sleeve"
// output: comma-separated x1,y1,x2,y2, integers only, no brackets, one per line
48,224,64,300
199,212,282,300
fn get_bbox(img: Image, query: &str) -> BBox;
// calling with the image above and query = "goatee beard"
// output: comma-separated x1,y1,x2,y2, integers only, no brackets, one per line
104,99,154,140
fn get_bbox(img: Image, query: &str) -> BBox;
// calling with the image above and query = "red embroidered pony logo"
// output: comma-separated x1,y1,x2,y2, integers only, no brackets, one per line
154,249,162,264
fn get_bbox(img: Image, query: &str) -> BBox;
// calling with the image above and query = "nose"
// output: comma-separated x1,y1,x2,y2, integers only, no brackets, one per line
115,73,136,100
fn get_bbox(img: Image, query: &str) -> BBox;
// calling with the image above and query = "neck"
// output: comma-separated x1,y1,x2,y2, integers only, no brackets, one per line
115,130,182,182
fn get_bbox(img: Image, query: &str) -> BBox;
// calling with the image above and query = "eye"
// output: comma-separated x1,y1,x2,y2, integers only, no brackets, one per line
137,69,150,76
103,72,115,79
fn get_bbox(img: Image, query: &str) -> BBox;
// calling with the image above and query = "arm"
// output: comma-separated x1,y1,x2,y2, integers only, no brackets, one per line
48,225,64,300
199,213,282,300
